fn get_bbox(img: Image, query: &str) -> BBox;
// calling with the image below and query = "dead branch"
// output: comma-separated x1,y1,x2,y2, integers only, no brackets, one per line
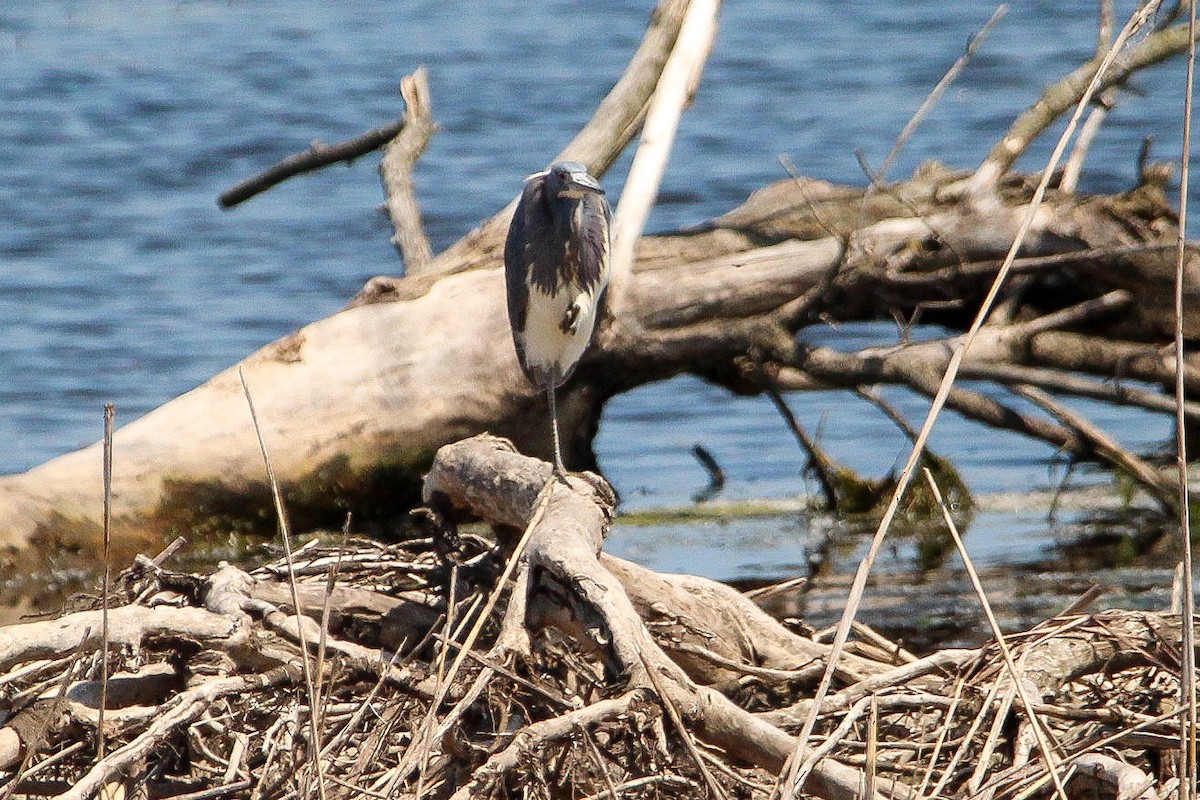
600,555,889,684
756,359,843,509
1014,385,1175,508
218,121,409,210
1069,753,1161,800
379,68,436,273
960,361,1200,420
445,693,647,800
608,0,720,314
426,434,880,800
972,15,1199,190
0,607,244,673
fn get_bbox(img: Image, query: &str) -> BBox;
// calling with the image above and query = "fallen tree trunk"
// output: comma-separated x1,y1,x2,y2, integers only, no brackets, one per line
1,0,1198,570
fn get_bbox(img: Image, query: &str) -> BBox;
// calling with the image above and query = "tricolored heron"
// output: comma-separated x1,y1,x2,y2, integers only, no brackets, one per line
504,161,612,475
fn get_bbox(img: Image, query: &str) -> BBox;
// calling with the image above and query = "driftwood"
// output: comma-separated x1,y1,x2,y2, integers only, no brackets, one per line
0,433,1194,800
3,0,1200,571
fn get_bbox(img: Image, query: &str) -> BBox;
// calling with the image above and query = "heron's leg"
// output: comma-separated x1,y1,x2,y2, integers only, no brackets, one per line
547,383,566,475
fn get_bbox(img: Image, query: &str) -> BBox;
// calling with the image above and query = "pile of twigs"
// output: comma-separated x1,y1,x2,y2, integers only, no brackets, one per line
0,506,1190,800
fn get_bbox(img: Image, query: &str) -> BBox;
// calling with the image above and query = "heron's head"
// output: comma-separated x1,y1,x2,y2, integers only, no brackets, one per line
544,161,603,202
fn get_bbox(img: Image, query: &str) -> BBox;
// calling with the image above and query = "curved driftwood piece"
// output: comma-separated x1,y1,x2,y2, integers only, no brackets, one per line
3,0,1200,568
424,434,881,800
0,606,246,673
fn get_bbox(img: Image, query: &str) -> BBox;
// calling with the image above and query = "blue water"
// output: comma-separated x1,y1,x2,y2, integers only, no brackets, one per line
0,2,1187,579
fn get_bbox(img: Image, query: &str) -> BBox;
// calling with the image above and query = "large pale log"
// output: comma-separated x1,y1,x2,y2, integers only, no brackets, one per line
4,6,1200,568
0,173,1196,568
0,267,530,563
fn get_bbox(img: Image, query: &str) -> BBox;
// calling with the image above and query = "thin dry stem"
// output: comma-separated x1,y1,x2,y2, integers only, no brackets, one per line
869,4,1007,188
865,696,879,800
916,676,968,798
639,650,730,800
239,369,327,800
924,467,1070,800
312,516,350,753
1177,3,1199,798
778,9,1163,797
99,404,114,762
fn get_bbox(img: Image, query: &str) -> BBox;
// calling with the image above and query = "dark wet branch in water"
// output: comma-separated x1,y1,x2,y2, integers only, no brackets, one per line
218,116,409,209
690,443,725,501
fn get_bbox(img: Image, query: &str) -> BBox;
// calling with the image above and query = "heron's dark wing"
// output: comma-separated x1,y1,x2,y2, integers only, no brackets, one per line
504,181,534,342
504,174,559,381
574,191,611,294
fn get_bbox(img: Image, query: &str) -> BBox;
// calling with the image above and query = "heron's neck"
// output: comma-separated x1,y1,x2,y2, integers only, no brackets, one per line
549,197,578,234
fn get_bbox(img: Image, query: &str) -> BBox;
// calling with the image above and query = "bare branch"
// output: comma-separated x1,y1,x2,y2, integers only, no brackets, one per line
961,360,1200,419
975,12,1194,186
608,0,721,314
219,118,409,210
1060,94,1112,193
380,68,436,274
1014,384,1175,509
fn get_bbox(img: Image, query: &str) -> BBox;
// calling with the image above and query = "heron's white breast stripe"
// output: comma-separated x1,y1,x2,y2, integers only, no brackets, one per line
520,284,599,385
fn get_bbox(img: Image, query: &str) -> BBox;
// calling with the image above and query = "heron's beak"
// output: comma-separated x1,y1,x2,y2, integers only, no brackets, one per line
557,170,603,199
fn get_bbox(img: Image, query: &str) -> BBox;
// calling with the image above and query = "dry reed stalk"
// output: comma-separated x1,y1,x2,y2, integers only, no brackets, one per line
20,740,86,784
868,4,1007,187
1004,707,1185,800
778,7,1163,797
973,673,1021,793
915,675,968,798
851,622,918,665
579,726,621,800
789,696,875,792
927,665,1005,798
1175,2,1199,797
577,776,693,800
414,563,459,799
312,515,350,738
239,369,327,800
864,695,879,800
99,403,114,762
925,466,1069,800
